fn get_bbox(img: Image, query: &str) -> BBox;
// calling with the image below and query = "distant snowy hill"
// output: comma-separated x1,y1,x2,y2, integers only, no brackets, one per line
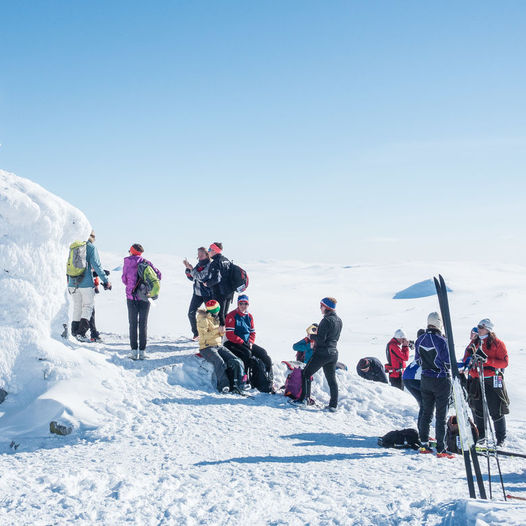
1,170,526,525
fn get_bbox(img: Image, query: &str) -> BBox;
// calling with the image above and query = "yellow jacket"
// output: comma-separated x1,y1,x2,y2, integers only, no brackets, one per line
197,309,223,350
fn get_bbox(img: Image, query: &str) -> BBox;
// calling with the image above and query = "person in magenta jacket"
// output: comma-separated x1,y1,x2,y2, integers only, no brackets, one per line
122,244,161,360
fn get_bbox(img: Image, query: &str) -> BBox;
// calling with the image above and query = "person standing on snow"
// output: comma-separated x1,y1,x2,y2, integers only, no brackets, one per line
183,247,212,340
294,297,343,412
202,242,232,329
415,312,452,457
463,318,509,446
68,230,111,342
385,329,410,390
122,244,161,360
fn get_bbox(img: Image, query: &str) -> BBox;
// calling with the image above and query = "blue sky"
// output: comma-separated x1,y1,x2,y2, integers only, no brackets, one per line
1,1,525,264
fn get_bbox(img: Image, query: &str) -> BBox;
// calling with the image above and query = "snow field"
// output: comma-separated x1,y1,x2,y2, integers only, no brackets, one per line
1,170,526,524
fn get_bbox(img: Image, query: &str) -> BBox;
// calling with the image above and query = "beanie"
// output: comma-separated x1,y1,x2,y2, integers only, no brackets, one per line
427,312,443,331
394,329,407,340
358,358,370,370
478,318,494,332
205,300,220,315
320,297,337,310
237,294,249,304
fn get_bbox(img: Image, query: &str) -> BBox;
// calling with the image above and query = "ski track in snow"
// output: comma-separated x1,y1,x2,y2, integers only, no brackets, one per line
1,335,525,526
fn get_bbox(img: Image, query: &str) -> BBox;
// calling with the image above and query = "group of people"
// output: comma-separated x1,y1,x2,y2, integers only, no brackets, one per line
356,313,510,456
67,236,344,410
69,234,510,437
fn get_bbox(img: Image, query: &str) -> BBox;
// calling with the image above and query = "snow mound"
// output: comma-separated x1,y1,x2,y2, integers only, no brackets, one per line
0,170,91,391
393,278,452,299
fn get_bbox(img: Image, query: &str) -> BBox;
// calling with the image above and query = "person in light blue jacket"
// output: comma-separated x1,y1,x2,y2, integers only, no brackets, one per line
68,230,111,342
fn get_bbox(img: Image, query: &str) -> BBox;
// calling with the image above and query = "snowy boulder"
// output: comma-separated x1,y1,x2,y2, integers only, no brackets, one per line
0,169,91,391
393,278,452,299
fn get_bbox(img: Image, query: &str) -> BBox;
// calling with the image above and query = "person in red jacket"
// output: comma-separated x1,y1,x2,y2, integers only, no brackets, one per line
224,295,274,392
385,329,410,390
463,318,509,446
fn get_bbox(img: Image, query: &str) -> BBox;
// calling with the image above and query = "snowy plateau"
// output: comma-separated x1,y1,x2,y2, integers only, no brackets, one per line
0,169,525,526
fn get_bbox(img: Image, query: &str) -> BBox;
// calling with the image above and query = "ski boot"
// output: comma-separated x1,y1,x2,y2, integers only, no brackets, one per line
419,443,433,454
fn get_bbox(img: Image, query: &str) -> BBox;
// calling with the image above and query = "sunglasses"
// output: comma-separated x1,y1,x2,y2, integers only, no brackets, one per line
477,325,485,330
238,301,249,306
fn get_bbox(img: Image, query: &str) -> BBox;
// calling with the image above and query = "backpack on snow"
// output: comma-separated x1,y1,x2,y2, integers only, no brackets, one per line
281,360,305,400
378,428,420,450
248,356,271,393
133,260,161,301
445,415,479,454
66,241,88,278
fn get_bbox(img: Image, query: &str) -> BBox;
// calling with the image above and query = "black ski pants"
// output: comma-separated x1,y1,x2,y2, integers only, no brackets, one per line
127,299,150,350
404,379,423,431
419,376,451,451
89,308,100,339
468,376,509,443
188,294,204,337
300,351,339,409
224,341,272,376
213,294,233,326
389,376,404,390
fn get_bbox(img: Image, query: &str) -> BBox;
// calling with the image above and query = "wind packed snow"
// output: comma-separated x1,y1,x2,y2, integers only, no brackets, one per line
1,170,525,525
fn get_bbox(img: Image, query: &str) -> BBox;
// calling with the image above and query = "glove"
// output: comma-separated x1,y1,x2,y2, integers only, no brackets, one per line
474,347,488,363
103,281,112,291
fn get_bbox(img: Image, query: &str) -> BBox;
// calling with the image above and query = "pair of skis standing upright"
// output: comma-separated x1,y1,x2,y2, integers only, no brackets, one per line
434,275,506,501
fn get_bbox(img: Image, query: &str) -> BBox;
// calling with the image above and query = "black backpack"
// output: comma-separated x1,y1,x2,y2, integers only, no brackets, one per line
248,356,271,393
378,429,420,450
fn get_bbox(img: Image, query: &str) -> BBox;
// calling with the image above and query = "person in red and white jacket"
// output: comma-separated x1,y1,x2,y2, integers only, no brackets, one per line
385,329,410,390
224,295,274,392
463,318,509,446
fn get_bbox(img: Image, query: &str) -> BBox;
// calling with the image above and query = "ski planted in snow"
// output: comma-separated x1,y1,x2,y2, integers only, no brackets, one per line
434,275,487,500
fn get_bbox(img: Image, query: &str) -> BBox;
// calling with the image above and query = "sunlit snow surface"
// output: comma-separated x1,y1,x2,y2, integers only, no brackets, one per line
1,170,525,525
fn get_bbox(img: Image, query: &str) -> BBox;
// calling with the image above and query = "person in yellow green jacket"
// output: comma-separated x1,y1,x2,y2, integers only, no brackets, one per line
197,300,246,393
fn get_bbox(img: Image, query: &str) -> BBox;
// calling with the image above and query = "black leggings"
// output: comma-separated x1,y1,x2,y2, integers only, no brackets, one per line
127,299,150,350
301,351,338,408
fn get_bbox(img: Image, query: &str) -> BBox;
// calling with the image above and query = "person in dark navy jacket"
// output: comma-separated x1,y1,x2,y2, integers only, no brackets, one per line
414,312,451,456
356,357,388,383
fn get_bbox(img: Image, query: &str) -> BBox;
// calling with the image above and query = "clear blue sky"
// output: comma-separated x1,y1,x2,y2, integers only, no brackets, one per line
1,1,525,264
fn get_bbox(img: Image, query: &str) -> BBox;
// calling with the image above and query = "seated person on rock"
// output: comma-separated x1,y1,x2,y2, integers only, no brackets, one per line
197,300,246,394
224,295,274,392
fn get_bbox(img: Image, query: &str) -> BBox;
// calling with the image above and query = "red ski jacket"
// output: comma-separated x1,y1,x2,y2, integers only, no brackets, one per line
463,336,508,378
385,337,410,378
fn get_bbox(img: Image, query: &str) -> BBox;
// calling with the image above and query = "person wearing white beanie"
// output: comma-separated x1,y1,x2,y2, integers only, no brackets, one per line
414,313,451,456
384,329,410,390
463,318,509,446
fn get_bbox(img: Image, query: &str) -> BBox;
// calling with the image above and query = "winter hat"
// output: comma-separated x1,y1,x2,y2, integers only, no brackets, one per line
471,326,479,334
237,294,249,304
306,323,318,336
209,243,223,254
394,329,407,340
130,244,144,256
205,300,220,314
320,297,337,310
427,312,443,331
478,318,494,332
358,358,370,370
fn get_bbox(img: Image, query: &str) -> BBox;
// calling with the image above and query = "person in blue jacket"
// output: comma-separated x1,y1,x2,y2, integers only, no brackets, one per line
414,312,452,457
67,230,111,342
292,323,318,363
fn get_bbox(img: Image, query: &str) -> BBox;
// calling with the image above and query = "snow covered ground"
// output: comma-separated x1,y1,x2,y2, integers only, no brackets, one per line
1,170,526,525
